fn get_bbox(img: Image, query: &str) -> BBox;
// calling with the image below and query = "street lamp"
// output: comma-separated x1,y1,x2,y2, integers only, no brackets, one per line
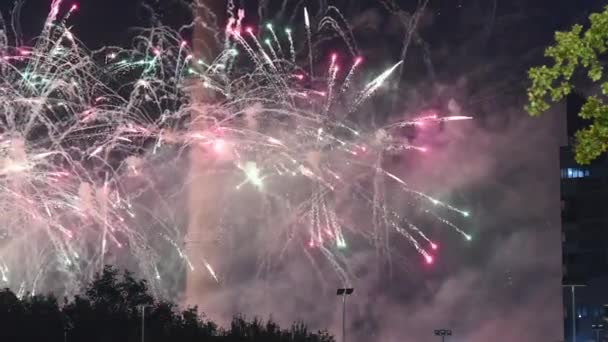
563,284,586,342
337,288,354,342
434,329,452,342
592,323,604,342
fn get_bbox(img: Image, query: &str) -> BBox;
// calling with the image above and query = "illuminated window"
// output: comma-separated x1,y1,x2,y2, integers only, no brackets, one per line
561,168,590,179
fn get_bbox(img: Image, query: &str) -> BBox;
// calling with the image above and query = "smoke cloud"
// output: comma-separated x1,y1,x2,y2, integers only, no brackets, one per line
180,2,569,342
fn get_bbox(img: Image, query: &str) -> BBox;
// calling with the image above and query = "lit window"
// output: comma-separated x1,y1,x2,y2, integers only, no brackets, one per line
561,168,590,179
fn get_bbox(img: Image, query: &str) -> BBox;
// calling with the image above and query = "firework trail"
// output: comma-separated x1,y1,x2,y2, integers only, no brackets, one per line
0,2,472,297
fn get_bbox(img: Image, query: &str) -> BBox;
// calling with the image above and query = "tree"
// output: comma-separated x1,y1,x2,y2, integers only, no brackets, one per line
0,288,25,341
0,265,334,342
526,5,608,164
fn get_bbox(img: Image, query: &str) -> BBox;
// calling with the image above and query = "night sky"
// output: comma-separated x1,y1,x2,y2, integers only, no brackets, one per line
5,1,601,48
4,0,607,341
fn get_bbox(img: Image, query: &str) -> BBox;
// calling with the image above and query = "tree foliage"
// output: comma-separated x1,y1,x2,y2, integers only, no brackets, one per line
0,266,334,342
526,5,608,164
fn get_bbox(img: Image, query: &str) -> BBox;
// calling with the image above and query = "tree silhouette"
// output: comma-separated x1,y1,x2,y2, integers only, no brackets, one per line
0,266,334,342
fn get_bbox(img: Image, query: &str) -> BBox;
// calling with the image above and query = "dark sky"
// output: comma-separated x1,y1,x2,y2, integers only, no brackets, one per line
4,1,607,341
6,0,602,112
3,0,601,48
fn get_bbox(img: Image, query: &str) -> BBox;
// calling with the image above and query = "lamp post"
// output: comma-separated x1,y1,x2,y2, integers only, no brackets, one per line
337,288,354,342
563,284,586,342
139,305,151,342
63,314,72,342
592,323,604,342
434,329,452,342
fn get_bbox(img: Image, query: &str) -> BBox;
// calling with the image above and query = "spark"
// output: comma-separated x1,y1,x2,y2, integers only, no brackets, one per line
241,162,264,189
204,261,219,283
352,61,403,110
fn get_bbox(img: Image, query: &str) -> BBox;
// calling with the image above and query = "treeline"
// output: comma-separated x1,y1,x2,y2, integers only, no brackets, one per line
0,266,334,342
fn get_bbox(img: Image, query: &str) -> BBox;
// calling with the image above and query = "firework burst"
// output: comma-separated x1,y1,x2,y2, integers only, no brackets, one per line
0,1,471,297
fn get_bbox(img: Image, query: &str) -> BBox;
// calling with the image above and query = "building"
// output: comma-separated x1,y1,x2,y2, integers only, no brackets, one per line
561,93,608,341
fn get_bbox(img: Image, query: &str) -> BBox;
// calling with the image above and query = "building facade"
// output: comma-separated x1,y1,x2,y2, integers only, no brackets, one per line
561,93,608,342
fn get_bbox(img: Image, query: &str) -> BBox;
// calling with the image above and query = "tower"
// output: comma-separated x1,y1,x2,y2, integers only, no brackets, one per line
185,0,226,308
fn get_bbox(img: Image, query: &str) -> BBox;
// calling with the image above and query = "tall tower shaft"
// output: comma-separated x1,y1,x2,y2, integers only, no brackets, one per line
185,0,226,308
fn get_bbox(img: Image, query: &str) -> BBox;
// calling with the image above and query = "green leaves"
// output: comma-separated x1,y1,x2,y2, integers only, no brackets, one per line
573,96,608,164
575,124,608,164
525,5,608,163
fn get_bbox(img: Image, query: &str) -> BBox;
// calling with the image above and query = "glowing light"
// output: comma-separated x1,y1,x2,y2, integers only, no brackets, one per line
465,234,472,241
204,261,219,283
430,242,438,250
425,255,434,264
136,80,149,87
213,139,226,154
267,137,283,145
243,162,263,189
304,7,310,28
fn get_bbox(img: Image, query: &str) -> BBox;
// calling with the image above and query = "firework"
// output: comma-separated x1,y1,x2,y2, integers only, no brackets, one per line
0,2,471,298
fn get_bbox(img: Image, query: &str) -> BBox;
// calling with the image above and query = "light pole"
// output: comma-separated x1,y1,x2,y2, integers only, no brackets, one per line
434,329,452,342
592,323,604,342
337,288,354,342
563,284,586,342
139,305,151,342
63,315,72,342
